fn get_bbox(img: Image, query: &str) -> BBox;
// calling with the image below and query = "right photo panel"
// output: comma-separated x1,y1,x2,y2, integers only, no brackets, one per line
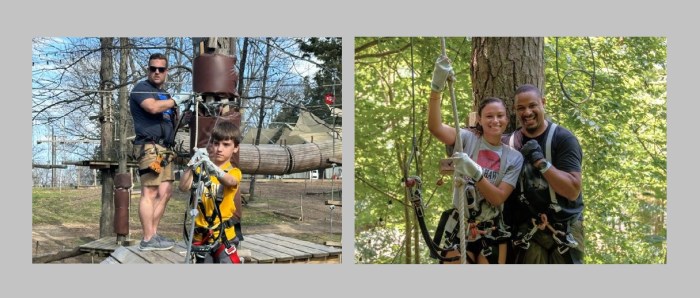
354,37,667,264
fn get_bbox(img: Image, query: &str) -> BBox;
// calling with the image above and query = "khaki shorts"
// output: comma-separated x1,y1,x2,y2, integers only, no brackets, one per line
134,143,175,186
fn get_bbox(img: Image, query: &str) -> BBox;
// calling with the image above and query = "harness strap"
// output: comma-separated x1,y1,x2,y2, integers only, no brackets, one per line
407,177,461,262
510,122,558,211
544,123,559,211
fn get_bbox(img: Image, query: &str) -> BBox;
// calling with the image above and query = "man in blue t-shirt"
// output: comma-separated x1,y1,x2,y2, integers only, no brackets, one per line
129,53,188,251
503,84,586,264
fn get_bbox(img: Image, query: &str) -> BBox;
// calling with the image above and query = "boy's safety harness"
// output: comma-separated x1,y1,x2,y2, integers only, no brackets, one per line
509,123,579,255
185,163,241,263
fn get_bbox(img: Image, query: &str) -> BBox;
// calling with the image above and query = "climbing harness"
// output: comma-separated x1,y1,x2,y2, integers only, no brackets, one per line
405,38,480,263
182,95,242,264
406,176,461,262
509,123,579,256
431,138,512,262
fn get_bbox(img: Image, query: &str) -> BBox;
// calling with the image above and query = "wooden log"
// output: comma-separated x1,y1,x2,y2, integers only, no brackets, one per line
239,145,291,174
32,247,85,263
178,131,341,175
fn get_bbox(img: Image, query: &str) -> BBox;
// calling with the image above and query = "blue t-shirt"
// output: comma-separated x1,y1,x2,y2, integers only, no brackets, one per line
129,80,174,145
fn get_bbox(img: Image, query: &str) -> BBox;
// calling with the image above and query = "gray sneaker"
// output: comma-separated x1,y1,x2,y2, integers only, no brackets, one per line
154,233,176,244
139,236,174,251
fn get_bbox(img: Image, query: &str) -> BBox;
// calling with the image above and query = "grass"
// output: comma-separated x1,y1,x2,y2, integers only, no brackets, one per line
32,188,102,225
32,183,340,245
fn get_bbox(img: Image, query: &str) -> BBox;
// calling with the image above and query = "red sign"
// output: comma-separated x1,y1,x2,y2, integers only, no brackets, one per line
324,93,335,105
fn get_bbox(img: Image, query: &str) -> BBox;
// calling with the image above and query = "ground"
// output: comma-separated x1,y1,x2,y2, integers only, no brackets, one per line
32,178,342,263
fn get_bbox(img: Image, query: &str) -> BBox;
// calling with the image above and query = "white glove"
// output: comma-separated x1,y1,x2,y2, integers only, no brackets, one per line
187,148,209,167
203,159,227,180
431,55,454,92
172,94,192,106
452,152,483,182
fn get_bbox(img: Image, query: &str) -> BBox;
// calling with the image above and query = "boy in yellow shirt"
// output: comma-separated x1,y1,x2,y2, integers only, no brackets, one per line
180,120,243,263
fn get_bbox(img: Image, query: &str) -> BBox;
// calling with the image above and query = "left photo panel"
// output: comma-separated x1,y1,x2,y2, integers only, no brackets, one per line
32,37,343,264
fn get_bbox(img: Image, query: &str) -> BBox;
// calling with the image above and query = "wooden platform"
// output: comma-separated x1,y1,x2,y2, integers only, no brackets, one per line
83,234,341,264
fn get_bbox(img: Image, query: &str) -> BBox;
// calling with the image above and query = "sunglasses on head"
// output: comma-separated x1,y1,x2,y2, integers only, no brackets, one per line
148,66,167,73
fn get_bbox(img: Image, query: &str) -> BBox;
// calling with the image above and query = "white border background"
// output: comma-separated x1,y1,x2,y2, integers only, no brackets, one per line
10,1,695,296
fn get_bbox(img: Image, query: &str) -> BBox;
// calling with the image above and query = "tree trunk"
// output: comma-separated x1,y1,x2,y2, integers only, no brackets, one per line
413,218,420,264
404,194,411,263
250,38,272,200
99,37,115,238
118,38,130,173
471,37,545,133
238,37,249,109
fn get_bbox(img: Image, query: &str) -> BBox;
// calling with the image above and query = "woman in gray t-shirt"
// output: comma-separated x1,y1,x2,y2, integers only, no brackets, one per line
429,56,523,264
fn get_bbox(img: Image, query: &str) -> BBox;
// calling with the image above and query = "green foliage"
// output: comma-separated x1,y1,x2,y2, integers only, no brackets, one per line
544,37,666,263
355,37,667,264
297,37,343,125
354,37,473,263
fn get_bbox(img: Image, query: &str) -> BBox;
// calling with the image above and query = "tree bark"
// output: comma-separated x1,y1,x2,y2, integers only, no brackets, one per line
238,37,249,111
471,37,545,133
250,38,272,200
118,38,130,173
99,37,115,238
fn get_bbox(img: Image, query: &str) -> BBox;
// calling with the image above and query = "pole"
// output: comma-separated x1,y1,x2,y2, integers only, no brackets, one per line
51,126,56,188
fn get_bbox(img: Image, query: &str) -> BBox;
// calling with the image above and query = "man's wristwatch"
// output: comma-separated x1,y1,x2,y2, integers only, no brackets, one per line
536,160,552,174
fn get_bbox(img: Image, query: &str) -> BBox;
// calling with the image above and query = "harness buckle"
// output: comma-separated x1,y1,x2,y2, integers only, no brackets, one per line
552,231,578,254
224,243,237,255
480,240,493,257
512,222,539,250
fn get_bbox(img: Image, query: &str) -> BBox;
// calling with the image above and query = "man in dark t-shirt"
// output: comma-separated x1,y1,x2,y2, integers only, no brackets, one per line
502,84,585,264
129,53,188,251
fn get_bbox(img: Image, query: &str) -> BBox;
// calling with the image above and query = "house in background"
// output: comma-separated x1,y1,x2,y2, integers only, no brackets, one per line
241,111,342,180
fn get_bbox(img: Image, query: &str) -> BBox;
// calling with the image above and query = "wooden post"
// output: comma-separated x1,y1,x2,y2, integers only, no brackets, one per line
98,37,115,239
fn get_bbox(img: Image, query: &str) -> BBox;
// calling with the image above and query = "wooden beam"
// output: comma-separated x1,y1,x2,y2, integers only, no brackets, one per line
32,164,67,169
324,241,341,247
32,247,85,263
325,200,342,207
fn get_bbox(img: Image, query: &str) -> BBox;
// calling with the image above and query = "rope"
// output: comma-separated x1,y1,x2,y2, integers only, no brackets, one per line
440,38,467,264
555,37,597,105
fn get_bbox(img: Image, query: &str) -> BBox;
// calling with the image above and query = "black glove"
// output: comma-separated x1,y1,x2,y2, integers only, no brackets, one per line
521,139,545,165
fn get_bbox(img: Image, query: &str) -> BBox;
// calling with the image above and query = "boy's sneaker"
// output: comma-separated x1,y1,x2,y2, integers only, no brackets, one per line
139,236,174,251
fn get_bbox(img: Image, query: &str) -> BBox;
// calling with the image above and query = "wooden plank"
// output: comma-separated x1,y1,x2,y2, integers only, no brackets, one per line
101,257,121,264
124,247,167,264
239,240,292,262
243,237,312,260
110,246,149,264
260,234,341,255
128,246,185,264
247,234,329,258
324,241,342,247
325,200,342,206
160,241,193,264
306,257,341,264
79,237,120,253
154,246,189,264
